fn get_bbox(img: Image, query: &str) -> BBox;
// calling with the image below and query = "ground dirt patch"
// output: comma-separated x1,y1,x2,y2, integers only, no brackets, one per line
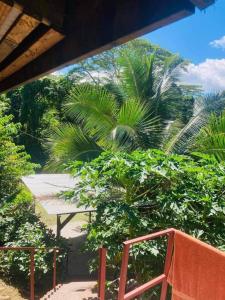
0,279,27,300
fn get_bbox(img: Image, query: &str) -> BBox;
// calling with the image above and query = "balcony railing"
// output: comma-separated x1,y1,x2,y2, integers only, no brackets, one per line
98,228,175,300
0,246,62,300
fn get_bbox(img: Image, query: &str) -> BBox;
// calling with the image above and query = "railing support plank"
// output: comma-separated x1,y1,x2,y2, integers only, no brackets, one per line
30,248,35,300
98,247,107,300
53,248,57,291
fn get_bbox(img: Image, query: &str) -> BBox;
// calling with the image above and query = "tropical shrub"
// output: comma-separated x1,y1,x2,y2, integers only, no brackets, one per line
194,111,225,162
0,114,35,205
47,40,189,170
166,93,225,154
66,150,225,296
0,112,65,290
6,76,73,166
0,195,66,284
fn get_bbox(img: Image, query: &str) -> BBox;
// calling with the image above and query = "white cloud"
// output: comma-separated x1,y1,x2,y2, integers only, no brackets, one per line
180,59,225,92
210,36,225,50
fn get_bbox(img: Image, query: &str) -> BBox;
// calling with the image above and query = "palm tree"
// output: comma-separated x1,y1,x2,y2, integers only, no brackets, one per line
193,111,225,161
165,93,225,154
47,48,183,170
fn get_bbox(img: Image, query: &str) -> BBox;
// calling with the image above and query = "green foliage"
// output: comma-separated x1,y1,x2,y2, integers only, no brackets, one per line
47,40,187,169
166,93,225,154
47,123,102,169
9,186,33,206
2,39,198,168
0,196,66,282
5,76,73,166
0,114,36,204
68,38,184,85
47,81,161,170
194,111,225,161
66,150,225,291
0,112,63,286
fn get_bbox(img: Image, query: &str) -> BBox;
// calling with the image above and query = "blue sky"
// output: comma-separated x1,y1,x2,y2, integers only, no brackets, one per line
145,0,225,64
56,1,225,92
144,0,225,92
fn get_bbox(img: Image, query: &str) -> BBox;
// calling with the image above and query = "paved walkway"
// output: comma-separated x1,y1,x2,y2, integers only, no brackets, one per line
23,174,99,299
42,221,98,299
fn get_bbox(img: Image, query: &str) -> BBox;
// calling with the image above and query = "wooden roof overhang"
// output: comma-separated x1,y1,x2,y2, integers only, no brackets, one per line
0,0,214,93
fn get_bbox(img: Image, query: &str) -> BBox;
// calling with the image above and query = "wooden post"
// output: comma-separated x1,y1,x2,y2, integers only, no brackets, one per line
57,215,61,239
53,248,57,291
57,213,77,239
118,244,130,300
160,232,174,300
98,248,107,300
30,248,35,300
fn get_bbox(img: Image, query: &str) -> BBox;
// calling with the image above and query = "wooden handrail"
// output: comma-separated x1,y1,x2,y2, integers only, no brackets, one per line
98,247,107,300
0,246,63,300
118,228,175,300
98,229,175,300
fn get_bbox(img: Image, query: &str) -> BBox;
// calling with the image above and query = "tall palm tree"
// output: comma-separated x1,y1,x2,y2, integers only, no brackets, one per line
165,93,225,154
47,49,183,170
194,111,225,161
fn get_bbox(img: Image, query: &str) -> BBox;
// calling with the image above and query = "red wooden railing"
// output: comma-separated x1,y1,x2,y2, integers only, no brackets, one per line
98,228,175,300
98,247,107,300
0,246,61,300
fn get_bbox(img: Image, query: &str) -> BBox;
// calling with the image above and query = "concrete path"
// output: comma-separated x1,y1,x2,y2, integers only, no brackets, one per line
40,221,98,299
23,174,99,299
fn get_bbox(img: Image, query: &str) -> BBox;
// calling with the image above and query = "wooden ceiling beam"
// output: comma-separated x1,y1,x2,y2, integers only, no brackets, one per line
0,13,39,63
0,0,66,30
0,0,196,92
190,0,214,9
0,23,49,71
0,2,21,42
0,28,64,80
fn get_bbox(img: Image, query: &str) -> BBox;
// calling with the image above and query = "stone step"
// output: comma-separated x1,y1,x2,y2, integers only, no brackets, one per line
40,281,98,300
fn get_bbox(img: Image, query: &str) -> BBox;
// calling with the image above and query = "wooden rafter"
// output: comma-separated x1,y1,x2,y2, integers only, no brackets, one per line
0,0,65,30
190,0,214,9
0,28,64,80
0,0,215,93
0,24,49,70
0,0,64,84
0,0,196,92
0,2,21,42
0,13,40,63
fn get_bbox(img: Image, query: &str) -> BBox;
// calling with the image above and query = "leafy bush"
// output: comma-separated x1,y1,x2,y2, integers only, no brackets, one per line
0,112,64,290
0,114,36,205
67,150,225,294
11,186,33,206
0,191,66,284
194,111,225,162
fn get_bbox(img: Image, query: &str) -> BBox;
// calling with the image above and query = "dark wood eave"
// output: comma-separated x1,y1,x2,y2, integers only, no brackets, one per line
0,0,215,93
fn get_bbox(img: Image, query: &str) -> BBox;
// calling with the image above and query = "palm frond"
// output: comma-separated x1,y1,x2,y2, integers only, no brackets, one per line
46,123,103,170
64,84,117,137
165,93,225,154
195,111,225,161
118,49,153,101
165,113,207,154
112,99,161,150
